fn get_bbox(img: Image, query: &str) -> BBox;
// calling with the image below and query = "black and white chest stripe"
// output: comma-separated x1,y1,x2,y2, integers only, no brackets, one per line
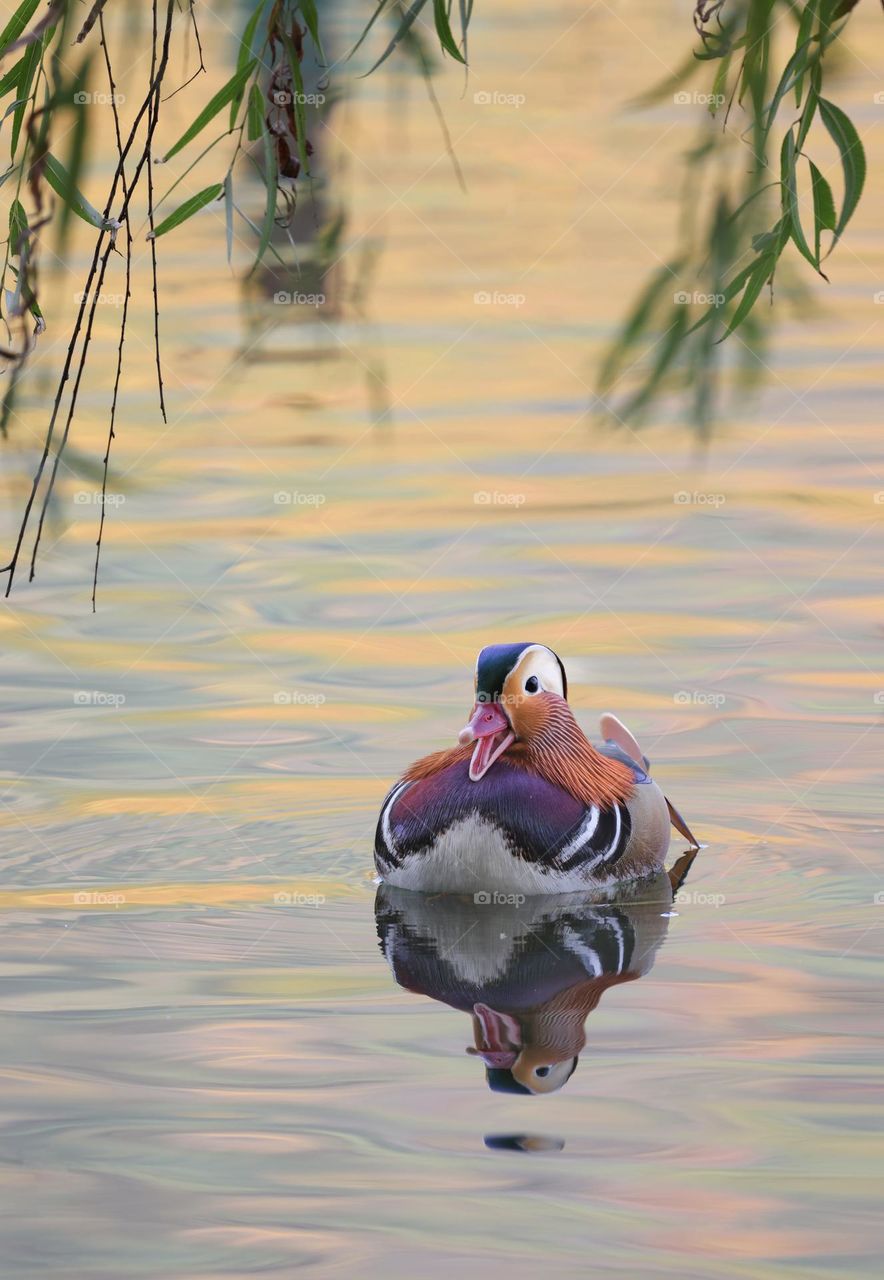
553,802,632,874
375,780,412,869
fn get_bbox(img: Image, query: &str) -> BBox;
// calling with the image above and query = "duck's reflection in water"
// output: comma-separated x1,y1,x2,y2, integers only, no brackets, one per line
376,858,693,1102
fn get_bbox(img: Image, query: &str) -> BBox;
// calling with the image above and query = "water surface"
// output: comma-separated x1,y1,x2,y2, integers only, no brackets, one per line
1,1,882,1275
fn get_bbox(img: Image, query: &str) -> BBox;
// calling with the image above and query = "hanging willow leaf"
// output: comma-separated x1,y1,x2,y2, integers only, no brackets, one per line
764,37,814,134
598,259,684,394
224,173,234,265
0,56,25,98
246,81,263,141
282,32,311,178
299,0,326,64
781,127,823,275
163,58,256,161
717,252,774,342
148,182,223,238
794,0,819,106
362,0,428,76
9,26,42,157
433,0,466,62
229,0,267,128
809,158,836,264
252,125,278,272
349,0,393,60
42,152,105,227
617,306,688,422
818,96,865,252
8,196,28,255
0,0,41,56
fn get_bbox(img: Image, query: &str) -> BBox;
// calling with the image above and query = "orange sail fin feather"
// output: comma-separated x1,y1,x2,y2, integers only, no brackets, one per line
507,697,634,810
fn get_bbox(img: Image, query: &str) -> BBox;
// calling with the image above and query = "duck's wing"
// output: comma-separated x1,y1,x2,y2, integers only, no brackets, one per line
599,712,700,849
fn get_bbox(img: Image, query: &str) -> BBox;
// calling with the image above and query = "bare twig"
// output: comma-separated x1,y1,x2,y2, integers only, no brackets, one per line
2,0,177,594
147,0,167,422
93,7,132,611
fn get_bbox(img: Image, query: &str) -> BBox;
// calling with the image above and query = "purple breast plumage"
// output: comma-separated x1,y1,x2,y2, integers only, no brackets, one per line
375,756,638,878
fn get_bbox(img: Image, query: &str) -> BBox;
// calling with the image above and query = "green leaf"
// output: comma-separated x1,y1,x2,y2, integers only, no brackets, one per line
224,173,234,265
618,307,687,422
163,58,256,161
809,158,836,264
0,55,24,97
282,33,310,178
598,259,683,393
0,0,41,56
433,0,466,62
795,60,820,153
252,126,278,272
710,52,731,114
8,196,28,254
780,127,821,273
42,152,105,227
229,0,267,128
794,0,818,106
246,82,263,142
9,27,41,157
717,253,774,342
148,182,223,238
349,0,393,61
363,0,428,76
818,96,866,251
299,0,326,64
764,35,813,132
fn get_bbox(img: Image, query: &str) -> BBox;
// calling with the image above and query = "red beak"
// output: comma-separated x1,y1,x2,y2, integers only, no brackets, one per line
457,701,515,781
470,1003,522,1068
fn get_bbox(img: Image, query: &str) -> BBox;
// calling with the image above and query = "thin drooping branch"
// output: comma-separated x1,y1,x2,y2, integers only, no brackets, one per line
93,8,132,612
147,0,167,422
2,0,176,594
29,2,177,578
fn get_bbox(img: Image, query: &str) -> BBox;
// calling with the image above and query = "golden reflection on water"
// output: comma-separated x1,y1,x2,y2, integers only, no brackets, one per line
0,0,883,1276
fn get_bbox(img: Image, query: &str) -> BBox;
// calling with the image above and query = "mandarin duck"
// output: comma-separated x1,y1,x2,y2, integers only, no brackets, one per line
375,642,697,894
376,874,674,1095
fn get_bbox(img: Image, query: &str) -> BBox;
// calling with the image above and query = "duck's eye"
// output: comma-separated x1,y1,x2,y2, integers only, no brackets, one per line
535,1066,551,1078
525,675,540,694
